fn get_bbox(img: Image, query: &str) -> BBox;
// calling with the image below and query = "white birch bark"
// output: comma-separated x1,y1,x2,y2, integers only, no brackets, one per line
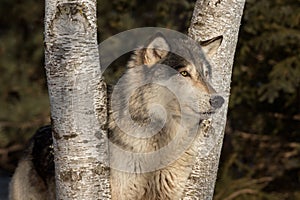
44,0,110,199
183,0,245,199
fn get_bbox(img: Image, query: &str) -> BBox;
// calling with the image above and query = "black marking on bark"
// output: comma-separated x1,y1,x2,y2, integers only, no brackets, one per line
215,0,222,6
62,133,78,140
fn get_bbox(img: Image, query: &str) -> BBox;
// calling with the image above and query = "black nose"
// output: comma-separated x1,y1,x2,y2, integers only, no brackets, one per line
209,95,224,109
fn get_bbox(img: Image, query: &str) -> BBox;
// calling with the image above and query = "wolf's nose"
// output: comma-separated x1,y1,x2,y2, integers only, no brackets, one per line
209,95,224,109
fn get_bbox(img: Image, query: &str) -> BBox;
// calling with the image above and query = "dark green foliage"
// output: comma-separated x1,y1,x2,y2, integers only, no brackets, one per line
230,0,300,137
0,0,49,151
97,0,195,40
0,0,299,198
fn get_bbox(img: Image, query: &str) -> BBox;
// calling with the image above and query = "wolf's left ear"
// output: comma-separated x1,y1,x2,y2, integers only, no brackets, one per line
143,33,170,65
200,35,223,58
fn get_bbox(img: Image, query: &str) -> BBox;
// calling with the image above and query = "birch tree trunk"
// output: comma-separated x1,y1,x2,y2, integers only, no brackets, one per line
44,0,110,199
183,0,245,199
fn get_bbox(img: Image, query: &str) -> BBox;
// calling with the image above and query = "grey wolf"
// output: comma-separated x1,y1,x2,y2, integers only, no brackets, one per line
9,32,224,200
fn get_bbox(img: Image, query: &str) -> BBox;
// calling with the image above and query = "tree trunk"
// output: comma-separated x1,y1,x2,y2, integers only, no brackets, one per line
183,0,245,199
44,0,110,199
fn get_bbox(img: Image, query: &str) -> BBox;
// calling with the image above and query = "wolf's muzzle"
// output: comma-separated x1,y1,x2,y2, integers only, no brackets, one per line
209,95,224,109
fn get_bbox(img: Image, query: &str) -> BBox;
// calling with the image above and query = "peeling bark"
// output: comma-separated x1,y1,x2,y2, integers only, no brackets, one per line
183,0,245,199
44,0,110,199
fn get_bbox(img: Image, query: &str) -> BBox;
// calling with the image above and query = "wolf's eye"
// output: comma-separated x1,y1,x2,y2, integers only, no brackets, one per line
180,71,190,77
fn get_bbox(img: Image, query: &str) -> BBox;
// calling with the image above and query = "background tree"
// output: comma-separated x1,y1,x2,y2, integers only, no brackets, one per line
183,0,245,199
44,0,110,198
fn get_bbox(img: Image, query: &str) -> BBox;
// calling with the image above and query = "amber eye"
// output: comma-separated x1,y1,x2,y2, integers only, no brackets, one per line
180,71,190,77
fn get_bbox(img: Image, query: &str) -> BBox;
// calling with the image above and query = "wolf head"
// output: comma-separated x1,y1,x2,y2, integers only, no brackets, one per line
123,33,224,123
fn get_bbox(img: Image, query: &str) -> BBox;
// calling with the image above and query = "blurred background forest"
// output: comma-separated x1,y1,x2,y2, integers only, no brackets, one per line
0,0,299,199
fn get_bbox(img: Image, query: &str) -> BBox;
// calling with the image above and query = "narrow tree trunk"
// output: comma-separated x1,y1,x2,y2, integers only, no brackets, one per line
44,0,110,199
183,0,245,199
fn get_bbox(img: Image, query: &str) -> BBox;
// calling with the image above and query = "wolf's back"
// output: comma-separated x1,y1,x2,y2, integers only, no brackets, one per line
9,126,55,200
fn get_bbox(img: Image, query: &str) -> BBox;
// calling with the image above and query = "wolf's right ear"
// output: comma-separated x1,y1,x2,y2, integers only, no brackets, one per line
143,33,170,66
200,35,223,58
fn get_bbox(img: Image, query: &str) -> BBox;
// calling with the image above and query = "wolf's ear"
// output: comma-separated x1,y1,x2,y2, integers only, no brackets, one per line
143,33,170,65
200,35,223,58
